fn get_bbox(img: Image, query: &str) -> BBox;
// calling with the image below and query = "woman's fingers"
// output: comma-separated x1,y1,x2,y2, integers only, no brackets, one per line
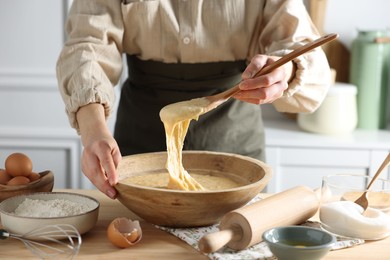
81,141,120,199
236,55,292,104
235,81,287,104
96,144,120,186
110,148,122,184
242,54,270,80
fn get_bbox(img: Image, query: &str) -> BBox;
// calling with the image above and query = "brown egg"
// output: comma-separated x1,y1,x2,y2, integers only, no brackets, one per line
5,153,33,177
28,172,41,182
0,169,11,185
107,218,142,248
7,176,31,186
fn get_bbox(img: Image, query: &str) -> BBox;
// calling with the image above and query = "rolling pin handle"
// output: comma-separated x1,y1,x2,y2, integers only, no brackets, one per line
198,229,234,253
198,226,241,253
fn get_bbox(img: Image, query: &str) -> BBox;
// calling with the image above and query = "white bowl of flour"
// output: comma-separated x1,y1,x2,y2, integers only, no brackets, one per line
0,192,99,237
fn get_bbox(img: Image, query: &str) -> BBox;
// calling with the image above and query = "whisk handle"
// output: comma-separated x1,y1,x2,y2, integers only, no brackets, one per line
0,229,10,239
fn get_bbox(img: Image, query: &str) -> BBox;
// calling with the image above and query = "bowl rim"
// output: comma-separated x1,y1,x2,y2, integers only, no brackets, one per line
262,225,336,250
322,173,390,191
117,150,272,194
0,192,100,219
0,170,54,190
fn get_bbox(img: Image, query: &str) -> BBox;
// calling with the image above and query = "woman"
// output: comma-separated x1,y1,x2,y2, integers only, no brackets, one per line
56,0,331,199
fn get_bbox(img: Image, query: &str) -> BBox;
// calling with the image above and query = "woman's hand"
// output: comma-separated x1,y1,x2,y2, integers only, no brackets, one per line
77,103,121,199
234,54,296,104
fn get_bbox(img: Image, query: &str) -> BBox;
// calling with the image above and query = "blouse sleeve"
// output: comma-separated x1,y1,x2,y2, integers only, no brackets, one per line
56,0,124,132
255,0,332,113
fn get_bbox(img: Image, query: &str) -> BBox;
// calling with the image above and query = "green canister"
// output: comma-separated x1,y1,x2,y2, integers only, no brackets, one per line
350,30,390,129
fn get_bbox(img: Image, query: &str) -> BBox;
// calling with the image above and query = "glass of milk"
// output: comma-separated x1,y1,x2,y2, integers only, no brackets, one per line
319,174,390,240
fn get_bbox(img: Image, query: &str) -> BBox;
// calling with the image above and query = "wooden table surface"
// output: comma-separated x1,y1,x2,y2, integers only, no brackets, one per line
1,189,390,259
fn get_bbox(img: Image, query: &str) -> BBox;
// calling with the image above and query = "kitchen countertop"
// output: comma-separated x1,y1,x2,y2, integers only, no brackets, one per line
262,103,390,149
1,189,390,259
264,118,390,149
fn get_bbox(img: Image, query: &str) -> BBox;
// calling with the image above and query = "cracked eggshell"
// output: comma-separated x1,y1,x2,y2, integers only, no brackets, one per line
107,217,143,248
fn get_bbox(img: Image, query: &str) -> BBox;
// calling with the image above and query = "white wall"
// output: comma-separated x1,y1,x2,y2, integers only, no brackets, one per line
0,0,90,189
324,0,390,49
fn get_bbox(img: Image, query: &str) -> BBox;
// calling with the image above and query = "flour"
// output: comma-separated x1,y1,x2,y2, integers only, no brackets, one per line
320,201,390,240
14,198,92,217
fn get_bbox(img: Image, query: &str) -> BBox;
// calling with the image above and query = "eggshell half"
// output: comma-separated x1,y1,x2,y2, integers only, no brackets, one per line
107,217,142,248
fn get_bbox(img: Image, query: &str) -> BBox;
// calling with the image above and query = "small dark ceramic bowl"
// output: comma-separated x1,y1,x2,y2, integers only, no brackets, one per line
262,226,336,260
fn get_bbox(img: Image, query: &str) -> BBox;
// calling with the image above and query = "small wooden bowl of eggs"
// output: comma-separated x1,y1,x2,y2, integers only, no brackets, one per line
0,153,54,202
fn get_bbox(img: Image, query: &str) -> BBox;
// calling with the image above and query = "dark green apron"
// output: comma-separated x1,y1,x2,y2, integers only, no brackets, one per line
114,55,265,161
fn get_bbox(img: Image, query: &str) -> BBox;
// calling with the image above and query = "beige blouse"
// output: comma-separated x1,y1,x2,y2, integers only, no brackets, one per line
56,0,331,131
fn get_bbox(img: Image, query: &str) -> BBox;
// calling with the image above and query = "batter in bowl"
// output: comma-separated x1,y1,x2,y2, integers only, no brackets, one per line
123,171,242,190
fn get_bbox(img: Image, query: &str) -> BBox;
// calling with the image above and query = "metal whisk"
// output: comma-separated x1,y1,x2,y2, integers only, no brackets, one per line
0,224,82,259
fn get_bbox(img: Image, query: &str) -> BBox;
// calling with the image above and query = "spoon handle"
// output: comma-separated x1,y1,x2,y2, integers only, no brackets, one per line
218,33,338,100
367,153,390,190
255,33,338,76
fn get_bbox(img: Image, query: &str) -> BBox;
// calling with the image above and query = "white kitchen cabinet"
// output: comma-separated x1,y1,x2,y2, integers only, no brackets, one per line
264,119,390,193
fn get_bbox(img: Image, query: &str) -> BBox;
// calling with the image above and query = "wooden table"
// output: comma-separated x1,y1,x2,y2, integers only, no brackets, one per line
1,189,390,259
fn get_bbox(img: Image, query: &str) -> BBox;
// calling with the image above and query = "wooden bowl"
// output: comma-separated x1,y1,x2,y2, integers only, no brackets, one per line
0,171,54,202
115,151,272,227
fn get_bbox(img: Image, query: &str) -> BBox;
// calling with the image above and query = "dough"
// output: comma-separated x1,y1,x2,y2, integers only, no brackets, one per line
159,98,210,191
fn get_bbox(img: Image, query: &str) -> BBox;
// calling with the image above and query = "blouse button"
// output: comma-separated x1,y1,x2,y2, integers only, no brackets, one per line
182,37,191,45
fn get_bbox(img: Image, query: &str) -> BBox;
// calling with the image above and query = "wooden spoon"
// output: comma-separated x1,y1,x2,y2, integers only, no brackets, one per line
202,33,338,112
160,33,338,118
354,153,390,212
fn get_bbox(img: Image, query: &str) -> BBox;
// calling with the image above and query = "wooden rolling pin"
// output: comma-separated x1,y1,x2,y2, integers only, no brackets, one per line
198,186,320,253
